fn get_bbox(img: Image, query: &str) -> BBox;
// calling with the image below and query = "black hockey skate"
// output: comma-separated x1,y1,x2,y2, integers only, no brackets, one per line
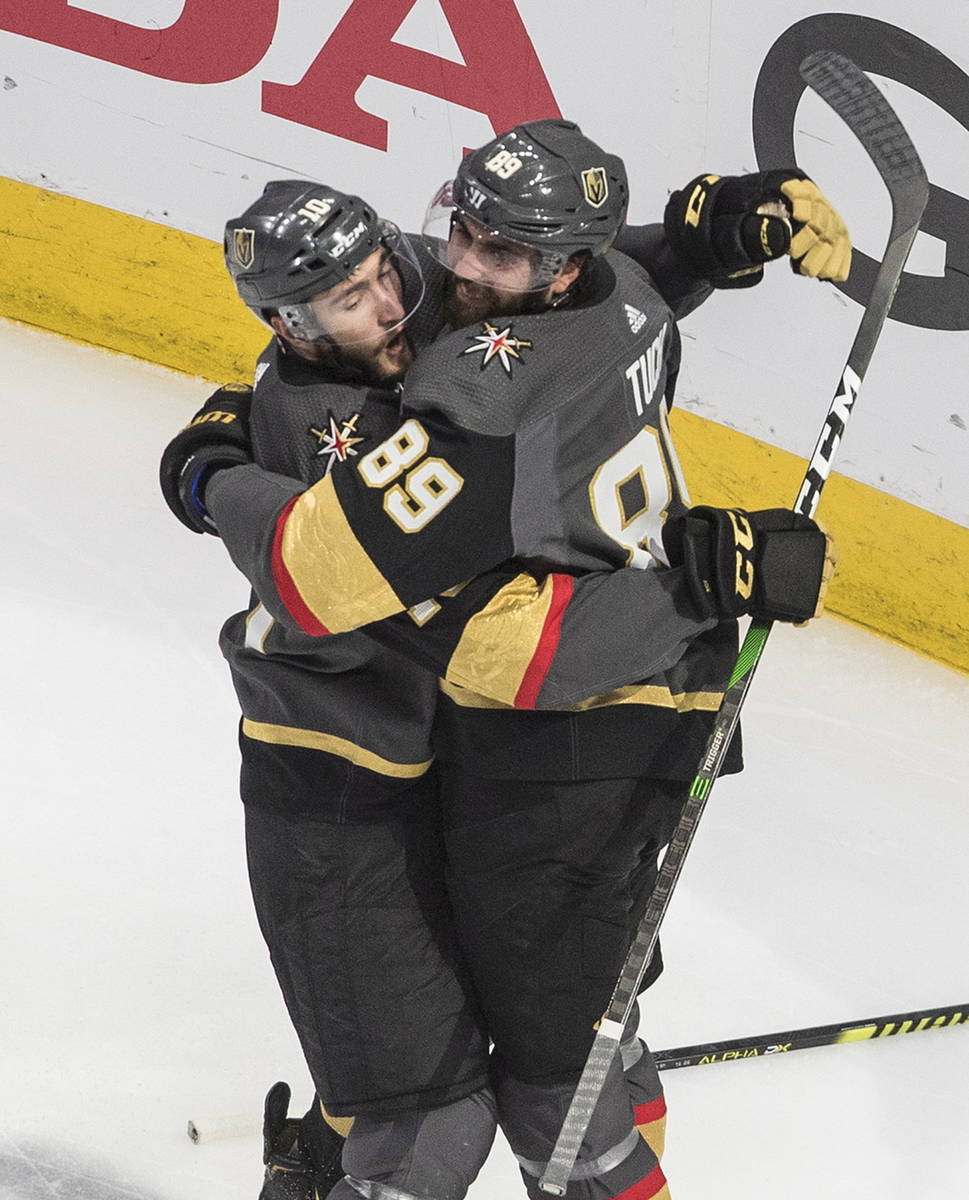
258,1081,346,1199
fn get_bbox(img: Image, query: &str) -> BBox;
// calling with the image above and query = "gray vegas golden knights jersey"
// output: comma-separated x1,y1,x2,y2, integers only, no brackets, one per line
218,348,443,806
208,239,743,783
218,237,461,806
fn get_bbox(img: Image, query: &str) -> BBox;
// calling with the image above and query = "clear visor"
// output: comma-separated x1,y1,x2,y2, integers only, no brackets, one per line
422,180,560,293
277,221,425,346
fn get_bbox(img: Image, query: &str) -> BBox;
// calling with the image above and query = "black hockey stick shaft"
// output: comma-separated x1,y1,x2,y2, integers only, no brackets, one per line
183,1005,967,1145
540,52,929,1195
654,1002,969,1071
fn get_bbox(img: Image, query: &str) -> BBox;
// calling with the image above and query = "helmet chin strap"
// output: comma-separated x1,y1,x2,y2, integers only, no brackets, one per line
522,277,574,313
543,251,594,310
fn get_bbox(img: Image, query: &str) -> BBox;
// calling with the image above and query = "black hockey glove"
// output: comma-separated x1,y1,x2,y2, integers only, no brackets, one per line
663,170,851,287
159,383,252,535
663,506,835,623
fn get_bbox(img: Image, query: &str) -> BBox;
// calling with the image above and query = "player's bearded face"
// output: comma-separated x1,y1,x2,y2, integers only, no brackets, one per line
330,330,413,385
444,215,547,328
295,249,415,384
444,274,540,328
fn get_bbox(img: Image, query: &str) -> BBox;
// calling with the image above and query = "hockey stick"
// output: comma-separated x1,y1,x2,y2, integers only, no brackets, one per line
183,1007,966,1143
539,51,929,1195
654,1002,969,1071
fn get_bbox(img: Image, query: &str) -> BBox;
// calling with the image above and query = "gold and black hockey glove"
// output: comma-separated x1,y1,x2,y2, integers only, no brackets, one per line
778,173,852,280
663,506,836,623
159,383,252,535
664,169,851,287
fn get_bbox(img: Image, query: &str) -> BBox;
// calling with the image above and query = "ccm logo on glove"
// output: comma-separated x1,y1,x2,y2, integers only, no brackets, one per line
664,168,851,288
664,506,836,624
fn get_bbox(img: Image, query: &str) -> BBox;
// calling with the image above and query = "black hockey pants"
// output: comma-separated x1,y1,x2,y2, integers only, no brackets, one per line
243,762,490,1116
327,774,683,1198
438,771,686,1081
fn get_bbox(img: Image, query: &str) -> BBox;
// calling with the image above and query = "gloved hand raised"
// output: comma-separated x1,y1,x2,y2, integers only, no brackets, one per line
779,173,853,280
663,506,836,623
159,383,253,535
663,169,851,287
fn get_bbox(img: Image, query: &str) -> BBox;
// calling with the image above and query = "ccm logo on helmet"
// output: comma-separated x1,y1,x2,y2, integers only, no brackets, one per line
330,220,368,257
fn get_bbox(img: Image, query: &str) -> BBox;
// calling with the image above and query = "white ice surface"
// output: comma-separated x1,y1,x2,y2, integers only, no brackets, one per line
2,317,967,1199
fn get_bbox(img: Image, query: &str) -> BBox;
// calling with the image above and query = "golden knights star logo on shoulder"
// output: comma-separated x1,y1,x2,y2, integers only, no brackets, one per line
462,322,533,374
310,412,367,474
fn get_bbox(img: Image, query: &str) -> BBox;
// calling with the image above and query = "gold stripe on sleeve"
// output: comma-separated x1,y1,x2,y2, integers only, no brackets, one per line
279,478,404,633
444,573,555,706
242,718,433,778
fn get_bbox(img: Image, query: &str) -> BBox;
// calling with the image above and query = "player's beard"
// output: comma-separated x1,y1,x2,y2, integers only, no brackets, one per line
340,329,414,386
302,329,414,387
444,275,547,329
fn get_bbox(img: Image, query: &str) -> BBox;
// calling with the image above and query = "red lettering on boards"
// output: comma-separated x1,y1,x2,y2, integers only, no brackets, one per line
0,0,278,84
2,0,561,150
262,0,561,150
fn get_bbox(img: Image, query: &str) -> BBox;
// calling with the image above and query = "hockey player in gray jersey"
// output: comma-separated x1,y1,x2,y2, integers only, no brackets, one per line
162,188,494,1198
162,123,846,1200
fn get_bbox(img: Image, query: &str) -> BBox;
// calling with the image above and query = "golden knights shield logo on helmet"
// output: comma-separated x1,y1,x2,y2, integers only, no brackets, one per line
233,228,255,269
581,167,609,208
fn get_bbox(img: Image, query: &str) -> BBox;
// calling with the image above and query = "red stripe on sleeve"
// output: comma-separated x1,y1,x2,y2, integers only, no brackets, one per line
513,573,575,710
271,495,331,636
633,1096,667,1126
612,1162,668,1200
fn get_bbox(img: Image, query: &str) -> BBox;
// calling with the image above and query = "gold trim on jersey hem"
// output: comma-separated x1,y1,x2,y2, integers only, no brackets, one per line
438,679,723,713
241,718,433,778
